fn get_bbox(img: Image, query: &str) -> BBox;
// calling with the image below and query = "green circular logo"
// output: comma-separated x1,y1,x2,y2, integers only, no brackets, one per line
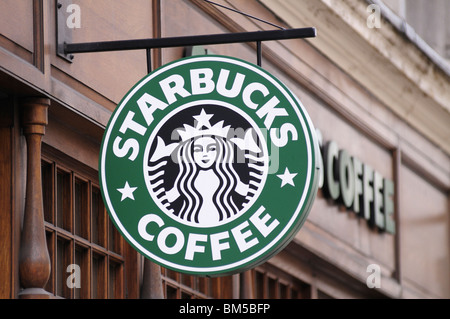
99,55,318,276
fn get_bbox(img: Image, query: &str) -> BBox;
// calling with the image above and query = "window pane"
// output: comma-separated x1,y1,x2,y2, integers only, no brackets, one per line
108,218,121,254
74,245,89,299
181,291,192,299
165,268,178,281
181,274,192,288
291,287,300,299
74,178,89,239
41,161,53,224
56,238,71,298
198,277,210,296
44,231,55,294
92,187,105,246
255,270,265,298
216,276,233,299
92,253,106,299
166,285,178,299
268,277,277,298
298,283,311,299
279,283,289,299
109,261,123,299
57,170,71,231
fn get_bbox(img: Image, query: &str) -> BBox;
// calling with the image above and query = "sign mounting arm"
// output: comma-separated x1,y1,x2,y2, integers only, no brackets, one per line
62,28,317,67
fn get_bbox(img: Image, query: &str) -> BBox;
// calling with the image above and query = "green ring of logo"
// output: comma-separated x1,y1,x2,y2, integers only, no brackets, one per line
99,55,318,276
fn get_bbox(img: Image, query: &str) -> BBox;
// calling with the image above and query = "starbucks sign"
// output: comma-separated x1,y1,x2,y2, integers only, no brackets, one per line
99,55,319,276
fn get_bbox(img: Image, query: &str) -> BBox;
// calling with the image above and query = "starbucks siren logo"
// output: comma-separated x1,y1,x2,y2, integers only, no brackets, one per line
99,55,318,276
145,104,268,228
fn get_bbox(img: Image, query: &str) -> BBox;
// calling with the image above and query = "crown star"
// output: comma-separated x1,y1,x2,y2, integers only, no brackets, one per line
193,109,213,129
177,109,231,141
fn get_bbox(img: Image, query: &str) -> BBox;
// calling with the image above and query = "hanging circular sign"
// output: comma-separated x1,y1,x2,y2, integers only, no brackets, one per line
99,55,319,276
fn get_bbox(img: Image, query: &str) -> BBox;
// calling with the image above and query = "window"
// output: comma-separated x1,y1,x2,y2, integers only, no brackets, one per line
42,156,126,299
160,265,310,299
161,267,234,299
254,266,311,299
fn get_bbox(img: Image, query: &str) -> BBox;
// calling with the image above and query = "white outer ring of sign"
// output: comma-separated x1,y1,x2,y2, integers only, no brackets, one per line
100,56,313,273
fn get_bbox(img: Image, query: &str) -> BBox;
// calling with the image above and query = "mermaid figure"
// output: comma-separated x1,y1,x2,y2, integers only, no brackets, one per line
147,108,265,227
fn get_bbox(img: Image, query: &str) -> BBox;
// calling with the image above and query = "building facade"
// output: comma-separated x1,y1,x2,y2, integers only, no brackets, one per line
0,0,449,299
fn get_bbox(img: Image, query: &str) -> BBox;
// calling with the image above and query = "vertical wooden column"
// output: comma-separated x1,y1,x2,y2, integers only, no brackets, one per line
19,97,51,299
240,270,254,298
0,100,13,298
140,257,164,299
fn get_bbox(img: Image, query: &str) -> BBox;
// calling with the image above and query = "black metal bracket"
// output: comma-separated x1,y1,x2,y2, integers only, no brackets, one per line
56,0,75,62
63,27,316,68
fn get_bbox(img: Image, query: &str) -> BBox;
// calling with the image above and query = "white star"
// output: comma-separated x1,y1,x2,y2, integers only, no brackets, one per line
193,109,213,129
117,181,137,201
277,167,298,188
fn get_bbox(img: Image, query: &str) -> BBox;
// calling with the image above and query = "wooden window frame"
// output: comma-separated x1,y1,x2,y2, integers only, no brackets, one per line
41,152,127,299
253,265,311,299
161,267,234,299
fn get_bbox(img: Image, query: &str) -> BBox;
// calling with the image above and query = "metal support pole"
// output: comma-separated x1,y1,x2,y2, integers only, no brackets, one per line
64,28,316,55
146,48,152,74
256,41,262,67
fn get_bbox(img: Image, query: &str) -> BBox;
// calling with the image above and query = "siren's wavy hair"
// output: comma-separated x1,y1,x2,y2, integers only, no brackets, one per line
173,135,241,224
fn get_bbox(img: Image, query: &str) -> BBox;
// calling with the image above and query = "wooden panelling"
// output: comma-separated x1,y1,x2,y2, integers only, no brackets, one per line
32,0,45,71
161,0,256,65
42,111,101,171
0,0,34,52
0,100,13,298
50,0,153,104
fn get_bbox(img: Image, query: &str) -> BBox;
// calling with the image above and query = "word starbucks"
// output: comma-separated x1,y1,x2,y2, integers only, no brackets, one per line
317,133,395,233
113,66,298,163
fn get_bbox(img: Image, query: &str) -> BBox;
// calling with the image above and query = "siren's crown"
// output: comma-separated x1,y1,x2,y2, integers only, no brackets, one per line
177,108,230,141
